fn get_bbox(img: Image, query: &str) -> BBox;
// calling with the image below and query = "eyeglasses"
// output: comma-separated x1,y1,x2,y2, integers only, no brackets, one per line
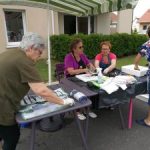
33,49,43,55
101,48,109,50
78,46,84,49
36,48,43,55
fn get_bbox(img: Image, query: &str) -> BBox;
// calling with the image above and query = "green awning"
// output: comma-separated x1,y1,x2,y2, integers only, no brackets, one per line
0,0,139,16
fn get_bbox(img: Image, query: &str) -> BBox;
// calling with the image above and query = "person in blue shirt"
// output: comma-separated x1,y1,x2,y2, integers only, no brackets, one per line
134,26,150,127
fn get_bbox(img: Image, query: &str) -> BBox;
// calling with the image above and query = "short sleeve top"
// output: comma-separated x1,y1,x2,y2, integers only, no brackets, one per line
0,49,42,125
95,52,116,64
64,53,90,76
138,39,150,62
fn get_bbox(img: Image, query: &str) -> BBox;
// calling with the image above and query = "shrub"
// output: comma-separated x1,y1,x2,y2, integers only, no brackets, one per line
50,33,148,61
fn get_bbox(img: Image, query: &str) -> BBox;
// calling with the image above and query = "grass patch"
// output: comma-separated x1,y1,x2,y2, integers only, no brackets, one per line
117,55,147,68
36,59,60,82
35,59,48,82
36,55,147,82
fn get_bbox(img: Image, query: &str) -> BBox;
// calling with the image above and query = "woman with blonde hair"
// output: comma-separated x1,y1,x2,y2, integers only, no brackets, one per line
95,41,117,75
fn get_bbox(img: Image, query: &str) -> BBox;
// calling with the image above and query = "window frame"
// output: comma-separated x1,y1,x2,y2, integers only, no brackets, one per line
3,9,26,48
76,16,94,34
63,15,94,35
143,25,147,30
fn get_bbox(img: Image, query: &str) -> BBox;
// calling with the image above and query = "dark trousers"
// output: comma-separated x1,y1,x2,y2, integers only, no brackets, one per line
0,124,20,150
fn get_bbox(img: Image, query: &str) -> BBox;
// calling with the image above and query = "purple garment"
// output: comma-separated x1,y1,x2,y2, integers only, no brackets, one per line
64,53,90,77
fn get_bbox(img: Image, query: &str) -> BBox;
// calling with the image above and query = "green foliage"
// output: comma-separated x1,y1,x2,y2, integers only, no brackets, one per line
35,59,48,82
116,55,147,69
50,33,148,61
50,34,71,61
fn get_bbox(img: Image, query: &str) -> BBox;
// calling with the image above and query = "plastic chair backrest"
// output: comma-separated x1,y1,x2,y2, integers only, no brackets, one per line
55,63,65,82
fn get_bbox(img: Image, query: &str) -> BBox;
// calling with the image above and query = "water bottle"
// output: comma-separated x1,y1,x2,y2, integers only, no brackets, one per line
97,68,103,84
70,89,87,103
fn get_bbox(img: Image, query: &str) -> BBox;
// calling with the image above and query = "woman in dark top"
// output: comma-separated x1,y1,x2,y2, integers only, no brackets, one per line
64,38,95,77
64,38,97,120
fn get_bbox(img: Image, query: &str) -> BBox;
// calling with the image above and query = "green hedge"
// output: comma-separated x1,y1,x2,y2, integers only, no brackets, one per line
50,33,148,61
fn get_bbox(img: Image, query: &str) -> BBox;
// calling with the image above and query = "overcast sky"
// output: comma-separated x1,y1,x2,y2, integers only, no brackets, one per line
133,0,150,19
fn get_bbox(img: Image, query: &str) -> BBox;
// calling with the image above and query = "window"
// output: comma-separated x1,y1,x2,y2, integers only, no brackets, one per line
4,10,26,48
64,15,76,34
90,16,94,33
143,25,147,30
64,15,94,35
78,17,88,34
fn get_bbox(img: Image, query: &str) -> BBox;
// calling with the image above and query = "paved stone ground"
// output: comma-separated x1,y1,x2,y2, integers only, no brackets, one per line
16,99,150,150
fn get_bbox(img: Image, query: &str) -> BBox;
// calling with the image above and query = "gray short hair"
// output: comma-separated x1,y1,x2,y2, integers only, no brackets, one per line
19,32,45,52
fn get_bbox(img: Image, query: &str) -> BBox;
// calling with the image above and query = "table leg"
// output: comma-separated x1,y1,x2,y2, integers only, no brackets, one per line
118,105,125,129
30,122,36,150
84,107,90,140
128,98,133,129
73,110,89,150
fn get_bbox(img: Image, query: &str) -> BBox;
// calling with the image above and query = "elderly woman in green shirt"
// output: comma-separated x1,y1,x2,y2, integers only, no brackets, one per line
0,32,74,150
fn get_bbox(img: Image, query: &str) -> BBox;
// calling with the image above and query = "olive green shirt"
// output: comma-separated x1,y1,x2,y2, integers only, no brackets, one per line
0,49,42,125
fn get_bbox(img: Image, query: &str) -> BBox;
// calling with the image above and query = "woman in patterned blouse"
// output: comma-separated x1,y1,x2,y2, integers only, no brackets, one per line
134,26,150,127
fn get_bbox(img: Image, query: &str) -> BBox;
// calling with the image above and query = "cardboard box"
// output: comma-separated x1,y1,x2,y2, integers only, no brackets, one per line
121,64,148,77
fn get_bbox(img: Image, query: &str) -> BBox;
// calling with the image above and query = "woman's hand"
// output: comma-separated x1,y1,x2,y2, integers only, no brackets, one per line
63,98,75,106
83,68,89,74
87,63,96,74
134,65,140,70
103,68,109,74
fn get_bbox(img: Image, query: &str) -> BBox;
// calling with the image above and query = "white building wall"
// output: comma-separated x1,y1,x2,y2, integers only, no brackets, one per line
96,13,111,34
58,13,64,34
0,5,59,57
139,24,150,34
52,11,59,35
117,9,133,33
